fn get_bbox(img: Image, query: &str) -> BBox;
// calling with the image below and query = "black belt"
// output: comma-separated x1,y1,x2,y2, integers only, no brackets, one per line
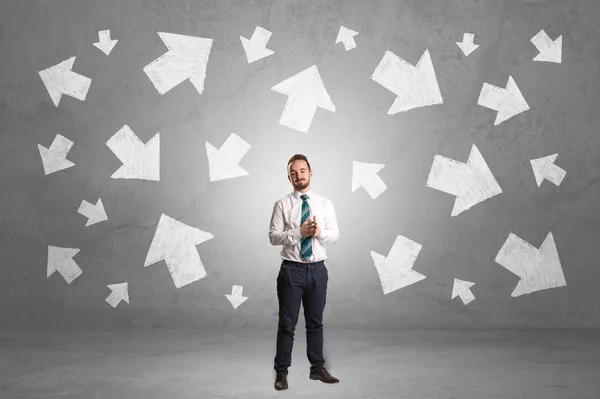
281,259,324,266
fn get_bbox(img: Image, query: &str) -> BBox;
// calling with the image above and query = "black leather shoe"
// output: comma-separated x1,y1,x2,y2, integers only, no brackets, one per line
309,367,339,383
275,371,288,390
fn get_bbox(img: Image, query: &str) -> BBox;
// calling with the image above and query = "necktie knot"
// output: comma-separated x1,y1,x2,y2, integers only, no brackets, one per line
301,194,309,201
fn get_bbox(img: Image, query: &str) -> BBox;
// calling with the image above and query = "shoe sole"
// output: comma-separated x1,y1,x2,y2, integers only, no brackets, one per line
309,376,339,383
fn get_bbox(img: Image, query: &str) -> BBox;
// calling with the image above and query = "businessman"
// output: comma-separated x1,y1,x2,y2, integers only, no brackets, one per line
269,154,340,391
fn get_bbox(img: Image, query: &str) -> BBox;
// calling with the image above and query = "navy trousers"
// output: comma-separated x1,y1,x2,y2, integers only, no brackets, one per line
274,259,328,374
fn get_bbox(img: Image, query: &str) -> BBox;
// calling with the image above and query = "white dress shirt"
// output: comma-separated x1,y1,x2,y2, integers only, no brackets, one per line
269,188,339,263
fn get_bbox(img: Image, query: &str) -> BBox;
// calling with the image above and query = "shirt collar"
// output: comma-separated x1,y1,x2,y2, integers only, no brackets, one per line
292,188,313,200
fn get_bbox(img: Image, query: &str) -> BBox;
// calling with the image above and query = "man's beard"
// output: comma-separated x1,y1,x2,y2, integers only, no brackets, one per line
295,179,309,188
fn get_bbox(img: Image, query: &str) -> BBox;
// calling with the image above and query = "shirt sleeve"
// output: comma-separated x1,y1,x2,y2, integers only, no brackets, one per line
317,198,339,245
269,201,299,247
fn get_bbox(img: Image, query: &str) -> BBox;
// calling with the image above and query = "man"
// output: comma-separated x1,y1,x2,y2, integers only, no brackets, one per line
268,154,340,391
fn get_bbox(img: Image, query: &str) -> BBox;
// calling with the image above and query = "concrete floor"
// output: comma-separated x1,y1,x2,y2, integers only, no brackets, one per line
1,327,599,398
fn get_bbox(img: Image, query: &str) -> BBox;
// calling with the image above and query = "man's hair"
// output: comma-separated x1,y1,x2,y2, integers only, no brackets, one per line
287,154,311,174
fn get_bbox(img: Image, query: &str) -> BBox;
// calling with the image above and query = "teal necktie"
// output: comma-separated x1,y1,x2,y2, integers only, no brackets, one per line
300,194,313,260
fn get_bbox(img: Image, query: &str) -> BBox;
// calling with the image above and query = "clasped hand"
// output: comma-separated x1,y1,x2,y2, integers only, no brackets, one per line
300,216,321,237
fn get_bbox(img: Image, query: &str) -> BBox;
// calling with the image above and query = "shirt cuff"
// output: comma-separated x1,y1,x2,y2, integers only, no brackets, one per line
316,230,326,244
293,228,302,243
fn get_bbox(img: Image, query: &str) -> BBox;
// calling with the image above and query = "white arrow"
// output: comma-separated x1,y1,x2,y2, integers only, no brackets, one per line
38,134,75,175
494,231,566,297
47,245,82,284
240,26,274,63
271,65,336,133
335,26,359,51
144,213,214,289
77,198,108,226
206,133,251,182
426,144,502,216
38,56,92,107
531,29,562,63
456,33,479,56
93,30,118,55
144,32,213,95
371,235,426,295
371,49,443,114
530,153,566,187
452,279,475,305
106,125,160,181
106,282,129,308
225,285,248,309
478,75,529,125
351,161,387,199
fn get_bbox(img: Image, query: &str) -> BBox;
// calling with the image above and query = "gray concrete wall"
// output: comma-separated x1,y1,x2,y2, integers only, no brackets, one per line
1,0,599,330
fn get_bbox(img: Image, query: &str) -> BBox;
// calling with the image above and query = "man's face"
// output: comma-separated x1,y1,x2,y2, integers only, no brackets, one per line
288,160,312,190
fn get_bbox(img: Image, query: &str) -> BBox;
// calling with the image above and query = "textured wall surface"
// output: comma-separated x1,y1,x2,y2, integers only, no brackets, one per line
1,0,599,330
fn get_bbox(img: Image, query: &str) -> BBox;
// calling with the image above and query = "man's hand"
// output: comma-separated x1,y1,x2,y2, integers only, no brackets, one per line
300,217,316,237
300,216,321,237
312,216,321,237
